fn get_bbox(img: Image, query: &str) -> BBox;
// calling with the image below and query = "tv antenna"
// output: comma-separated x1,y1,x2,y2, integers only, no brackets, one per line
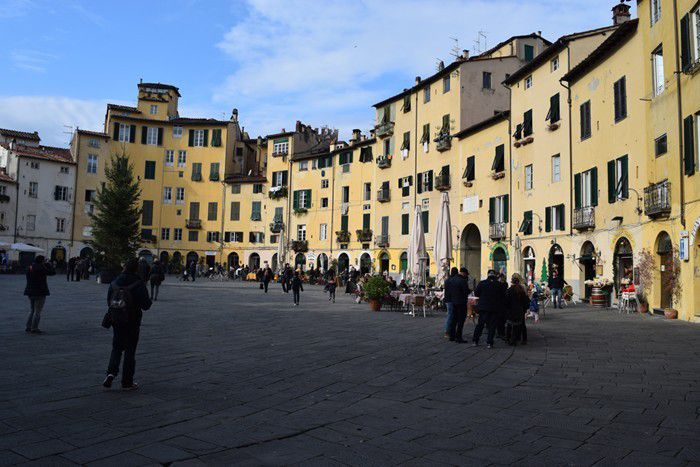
449,37,461,59
63,125,74,145
473,30,488,54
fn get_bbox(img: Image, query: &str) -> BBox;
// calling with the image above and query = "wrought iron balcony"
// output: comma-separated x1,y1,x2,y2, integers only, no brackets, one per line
356,229,373,242
573,206,595,231
377,188,390,203
489,222,507,240
269,220,284,233
336,230,351,243
435,135,452,152
376,234,390,248
376,156,391,169
435,173,451,191
291,240,308,252
186,219,202,229
644,180,671,218
375,121,394,138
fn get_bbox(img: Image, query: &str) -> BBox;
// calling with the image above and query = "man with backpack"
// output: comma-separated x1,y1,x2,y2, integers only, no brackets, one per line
103,258,152,391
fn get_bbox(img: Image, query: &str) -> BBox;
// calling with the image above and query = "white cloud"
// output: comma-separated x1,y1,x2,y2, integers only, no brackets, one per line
214,0,634,139
0,96,112,147
10,50,58,73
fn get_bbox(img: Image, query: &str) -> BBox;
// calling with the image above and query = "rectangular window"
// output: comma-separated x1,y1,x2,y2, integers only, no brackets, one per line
362,213,370,230
683,115,696,175
177,150,186,167
342,186,349,203
231,184,241,194
545,205,566,232
443,75,450,93
188,230,199,242
421,209,429,234
144,161,156,180
299,161,308,171
401,213,409,235
401,176,411,197
525,164,533,191
580,100,592,140
655,134,668,156
165,150,174,167
423,85,430,103
230,201,240,221
607,155,629,203
525,75,533,89
60,166,69,174
192,129,207,147
175,187,184,204
88,138,100,148
551,56,559,72
84,189,95,202
26,214,35,231
209,162,220,181
321,179,329,189
320,223,327,241
273,170,288,187
163,187,172,204
207,202,218,221
321,197,328,208
173,126,183,138
523,109,533,136
652,46,664,96
402,94,411,113
482,72,492,90
463,155,475,182
488,195,509,224
519,211,533,235
614,76,627,122
341,215,348,232
189,202,200,220
54,185,69,201
547,94,560,123
272,138,289,155
253,184,263,194
575,168,598,209
297,224,306,241
524,44,535,61
251,201,261,221
552,154,561,182
492,145,505,173
207,231,220,243
417,170,433,193
651,0,661,25
211,129,222,147
29,181,38,198
117,123,133,143
191,163,202,181
161,228,170,240
142,200,153,226
150,104,158,115
145,127,159,145
56,217,65,233
87,154,98,174
364,182,371,201
401,131,410,151
174,228,182,241
694,7,700,63
294,189,312,209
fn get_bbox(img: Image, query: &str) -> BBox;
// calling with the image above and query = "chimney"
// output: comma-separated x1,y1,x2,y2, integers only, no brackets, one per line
9,138,16,151
462,49,470,59
612,3,631,25
437,60,445,71
230,108,238,122
351,129,361,143
281,128,286,133
295,120,302,132
415,76,421,85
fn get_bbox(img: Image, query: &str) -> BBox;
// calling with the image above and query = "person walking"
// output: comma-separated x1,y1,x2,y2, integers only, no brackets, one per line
103,258,152,391
149,259,165,301
282,264,293,293
505,274,530,346
473,270,504,348
262,262,272,293
496,273,509,339
67,256,76,282
443,267,470,342
188,260,197,282
548,270,567,309
291,271,303,307
24,255,55,334
327,269,339,303
137,257,151,283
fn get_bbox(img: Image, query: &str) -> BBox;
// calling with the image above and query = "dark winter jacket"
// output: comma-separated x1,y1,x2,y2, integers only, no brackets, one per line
107,273,152,325
263,267,273,282
444,274,470,306
548,276,567,289
149,264,165,285
137,260,151,282
291,277,304,292
505,286,530,323
24,261,55,297
474,276,505,313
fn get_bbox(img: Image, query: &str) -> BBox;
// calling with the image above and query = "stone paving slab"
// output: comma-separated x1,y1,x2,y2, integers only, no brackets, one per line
0,274,699,466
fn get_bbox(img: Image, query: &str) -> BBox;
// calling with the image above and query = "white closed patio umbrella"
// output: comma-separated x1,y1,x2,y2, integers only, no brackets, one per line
0,241,10,249
277,227,286,274
11,243,44,253
433,192,453,288
407,205,427,287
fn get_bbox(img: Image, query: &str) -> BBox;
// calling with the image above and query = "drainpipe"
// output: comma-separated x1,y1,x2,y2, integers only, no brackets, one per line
69,134,78,256
413,90,419,208
672,0,686,227
220,181,226,264
13,155,21,243
502,82,513,244
329,150,335,257
564,45,574,237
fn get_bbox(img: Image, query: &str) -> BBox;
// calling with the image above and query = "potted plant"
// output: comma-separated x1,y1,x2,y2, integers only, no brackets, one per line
664,254,683,319
364,275,390,312
514,141,522,148
635,249,654,314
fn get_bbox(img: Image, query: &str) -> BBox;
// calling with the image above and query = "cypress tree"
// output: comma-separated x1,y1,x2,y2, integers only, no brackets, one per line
89,153,142,271
540,258,548,283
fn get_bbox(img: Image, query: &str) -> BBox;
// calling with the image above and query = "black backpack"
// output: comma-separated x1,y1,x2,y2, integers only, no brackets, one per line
108,282,140,325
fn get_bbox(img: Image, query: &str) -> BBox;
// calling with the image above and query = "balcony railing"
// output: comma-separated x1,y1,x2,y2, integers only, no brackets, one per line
377,188,390,203
186,219,202,229
376,234,390,248
269,220,284,233
375,121,394,138
644,180,671,218
291,240,308,252
489,222,507,240
435,173,451,191
356,229,373,242
209,173,220,182
269,185,288,199
336,230,351,243
191,172,202,182
573,206,595,231
376,156,391,169
435,135,452,152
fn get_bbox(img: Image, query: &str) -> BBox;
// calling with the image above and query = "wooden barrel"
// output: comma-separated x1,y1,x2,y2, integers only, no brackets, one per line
590,287,606,308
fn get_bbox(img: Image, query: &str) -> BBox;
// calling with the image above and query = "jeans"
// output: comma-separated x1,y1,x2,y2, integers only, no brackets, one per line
444,303,455,337
328,287,336,301
551,288,562,308
473,310,497,345
263,281,269,293
26,296,46,331
107,323,140,386
150,283,160,300
293,290,300,304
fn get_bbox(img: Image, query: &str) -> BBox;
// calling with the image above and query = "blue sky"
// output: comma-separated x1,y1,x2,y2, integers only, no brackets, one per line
0,0,636,147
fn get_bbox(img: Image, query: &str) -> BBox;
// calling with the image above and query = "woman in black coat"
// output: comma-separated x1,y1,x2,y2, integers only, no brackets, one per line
505,275,530,346
24,255,55,334
149,259,165,301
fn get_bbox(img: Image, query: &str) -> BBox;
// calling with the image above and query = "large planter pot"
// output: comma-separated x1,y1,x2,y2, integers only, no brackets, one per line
590,287,606,308
368,299,382,312
664,309,678,319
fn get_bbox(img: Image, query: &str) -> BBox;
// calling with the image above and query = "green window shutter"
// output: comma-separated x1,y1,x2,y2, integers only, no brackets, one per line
157,127,163,146
141,126,148,144
681,14,691,71
363,213,370,230
282,170,288,185
607,160,616,203
305,189,312,208
417,172,423,194
550,94,560,123
422,211,429,233
557,204,566,231
545,207,551,232
574,173,581,209
684,115,695,175
203,129,209,147
341,215,348,232
524,210,533,235
112,123,119,140
523,110,533,136
620,155,629,199
129,125,136,143
188,130,194,147
442,114,450,133
293,190,299,210
488,197,495,224
503,195,509,223
427,170,433,191
591,167,598,206
401,213,409,234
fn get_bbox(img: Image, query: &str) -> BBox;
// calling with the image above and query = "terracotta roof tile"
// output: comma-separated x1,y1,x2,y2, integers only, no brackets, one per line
0,128,40,141
1,143,74,164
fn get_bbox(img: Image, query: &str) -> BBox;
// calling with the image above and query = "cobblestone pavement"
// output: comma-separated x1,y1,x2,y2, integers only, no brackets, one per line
0,275,699,466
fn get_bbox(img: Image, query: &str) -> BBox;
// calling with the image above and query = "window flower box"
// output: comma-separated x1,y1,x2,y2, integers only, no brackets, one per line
294,207,308,215
269,186,288,199
336,230,351,243
356,229,373,242
291,240,308,252
490,171,505,180
547,122,560,131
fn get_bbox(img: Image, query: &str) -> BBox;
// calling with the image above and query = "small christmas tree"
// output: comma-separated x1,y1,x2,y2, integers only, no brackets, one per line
90,152,142,272
540,258,548,283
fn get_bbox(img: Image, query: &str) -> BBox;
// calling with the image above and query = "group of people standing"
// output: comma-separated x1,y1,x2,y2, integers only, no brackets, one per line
443,268,532,349
66,256,91,282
